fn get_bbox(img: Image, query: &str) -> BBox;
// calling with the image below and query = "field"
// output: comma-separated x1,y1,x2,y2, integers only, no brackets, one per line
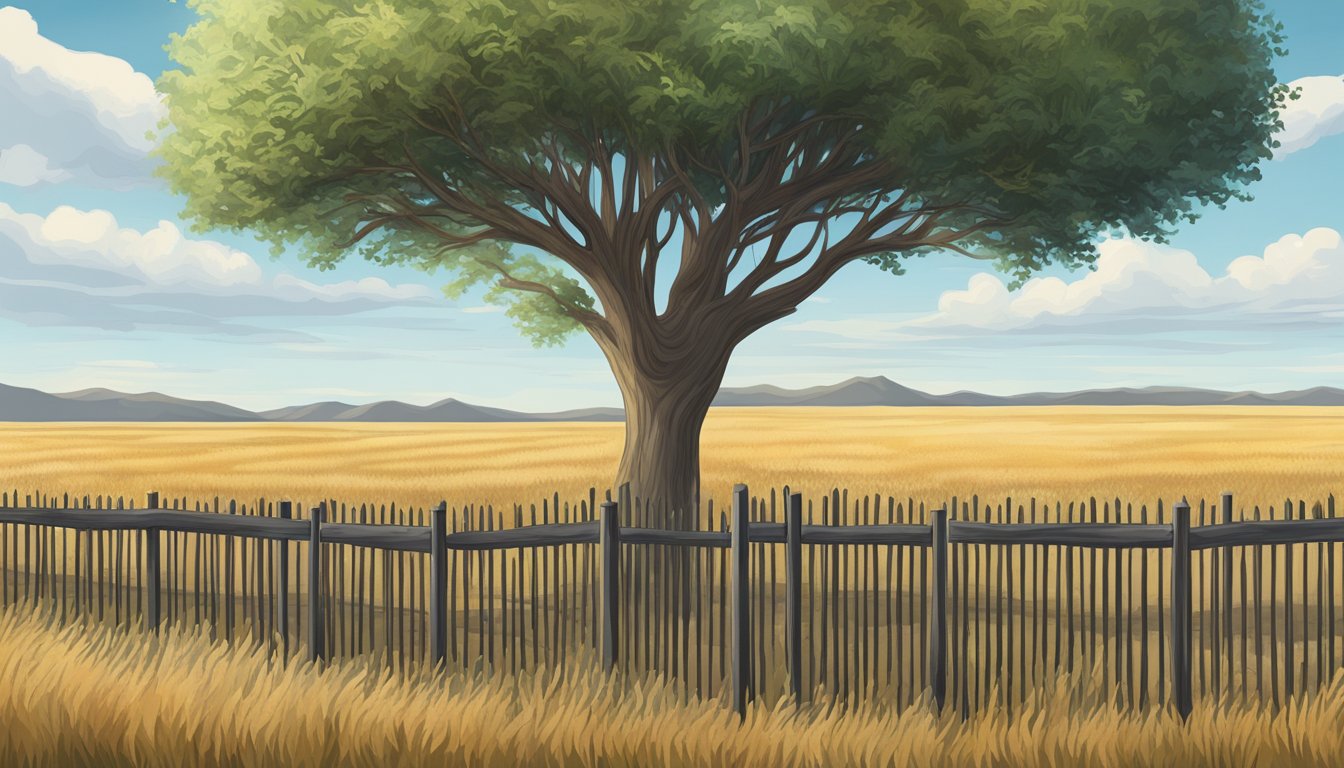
3,407,1343,511
4,407,1344,765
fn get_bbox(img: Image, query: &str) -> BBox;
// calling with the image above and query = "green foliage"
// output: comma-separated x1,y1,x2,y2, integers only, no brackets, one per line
156,0,1286,341
439,249,597,346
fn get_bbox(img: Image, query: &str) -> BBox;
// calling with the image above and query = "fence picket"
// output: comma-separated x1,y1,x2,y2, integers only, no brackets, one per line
600,500,620,671
730,485,751,718
1140,503,1150,709
1330,496,1338,690
785,492,803,703
1172,499,1192,720
1222,492,1234,700
308,504,325,663
930,506,948,713
145,492,161,632
278,500,292,658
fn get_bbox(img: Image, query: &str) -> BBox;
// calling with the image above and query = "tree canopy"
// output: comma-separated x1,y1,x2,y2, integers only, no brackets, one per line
157,0,1288,348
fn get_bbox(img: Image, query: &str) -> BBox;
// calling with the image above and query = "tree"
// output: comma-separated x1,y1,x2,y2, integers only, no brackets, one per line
157,0,1287,525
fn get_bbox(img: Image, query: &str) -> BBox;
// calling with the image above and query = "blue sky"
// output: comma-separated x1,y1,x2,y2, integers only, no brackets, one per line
1,0,1343,412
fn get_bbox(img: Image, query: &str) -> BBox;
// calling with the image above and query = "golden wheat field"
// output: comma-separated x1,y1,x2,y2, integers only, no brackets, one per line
0,602,1341,767
3,407,1344,766
2,407,1343,511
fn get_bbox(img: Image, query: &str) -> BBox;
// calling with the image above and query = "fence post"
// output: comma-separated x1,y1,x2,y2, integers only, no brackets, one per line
929,505,949,713
785,491,804,704
1221,492,1233,687
309,503,325,663
145,491,161,633
430,501,448,668
600,500,621,671
1172,498,1192,720
731,483,752,719
278,500,292,658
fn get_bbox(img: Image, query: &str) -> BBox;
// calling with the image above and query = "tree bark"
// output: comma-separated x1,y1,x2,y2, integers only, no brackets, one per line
598,317,731,643
599,317,734,531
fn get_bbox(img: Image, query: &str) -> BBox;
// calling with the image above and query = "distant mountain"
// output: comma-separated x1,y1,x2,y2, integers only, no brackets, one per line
56,387,258,419
712,376,943,406
327,398,498,422
531,407,627,422
257,397,625,422
714,377,1344,407
0,382,256,421
257,401,358,421
1,376,1342,422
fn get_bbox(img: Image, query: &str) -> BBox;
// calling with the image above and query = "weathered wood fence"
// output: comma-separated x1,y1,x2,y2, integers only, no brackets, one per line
1,485,1342,718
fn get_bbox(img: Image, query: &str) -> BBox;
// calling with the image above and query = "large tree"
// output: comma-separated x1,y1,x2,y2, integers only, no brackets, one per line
158,0,1286,523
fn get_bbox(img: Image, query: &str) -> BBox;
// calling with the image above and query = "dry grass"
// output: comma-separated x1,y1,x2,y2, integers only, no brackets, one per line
0,603,1341,767
2,407,1342,511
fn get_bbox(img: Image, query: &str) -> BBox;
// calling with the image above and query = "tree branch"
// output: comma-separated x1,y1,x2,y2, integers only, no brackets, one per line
477,257,613,342
734,212,1005,338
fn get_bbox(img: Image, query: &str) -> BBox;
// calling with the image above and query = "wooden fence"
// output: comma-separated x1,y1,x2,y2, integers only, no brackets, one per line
1,485,1342,718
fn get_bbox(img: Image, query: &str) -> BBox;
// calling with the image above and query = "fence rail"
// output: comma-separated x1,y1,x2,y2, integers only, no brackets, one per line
0,486,1341,719
19,509,1264,550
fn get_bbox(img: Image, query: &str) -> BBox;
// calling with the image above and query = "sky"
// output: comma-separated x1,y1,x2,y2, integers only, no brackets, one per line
1,1,1343,412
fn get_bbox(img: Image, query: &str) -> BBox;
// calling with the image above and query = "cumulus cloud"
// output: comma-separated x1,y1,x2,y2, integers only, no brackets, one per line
0,204,264,289
0,202,438,334
0,6,165,189
1276,74,1344,157
272,273,439,303
0,143,70,186
784,228,1344,348
907,228,1344,334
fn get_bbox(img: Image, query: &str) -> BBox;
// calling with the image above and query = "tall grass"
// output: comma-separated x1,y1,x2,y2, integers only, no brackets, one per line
1,604,1342,766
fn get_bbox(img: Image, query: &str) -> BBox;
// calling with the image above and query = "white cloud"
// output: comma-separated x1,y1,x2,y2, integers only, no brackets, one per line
907,228,1344,334
1223,229,1342,298
273,273,435,303
1276,74,1344,157
0,144,70,186
915,238,1227,331
0,6,165,189
0,203,438,334
784,229,1344,344
461,304,504,314
1,203,263,289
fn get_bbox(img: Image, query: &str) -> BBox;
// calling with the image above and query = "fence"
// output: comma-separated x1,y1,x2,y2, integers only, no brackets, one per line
1,485,1342,718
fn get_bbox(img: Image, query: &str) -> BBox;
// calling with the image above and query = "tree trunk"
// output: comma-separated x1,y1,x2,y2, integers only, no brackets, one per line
603,325,732,531
602,327,730,647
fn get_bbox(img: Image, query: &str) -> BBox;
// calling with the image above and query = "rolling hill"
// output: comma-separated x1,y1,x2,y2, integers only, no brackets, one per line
2,376,1341,422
